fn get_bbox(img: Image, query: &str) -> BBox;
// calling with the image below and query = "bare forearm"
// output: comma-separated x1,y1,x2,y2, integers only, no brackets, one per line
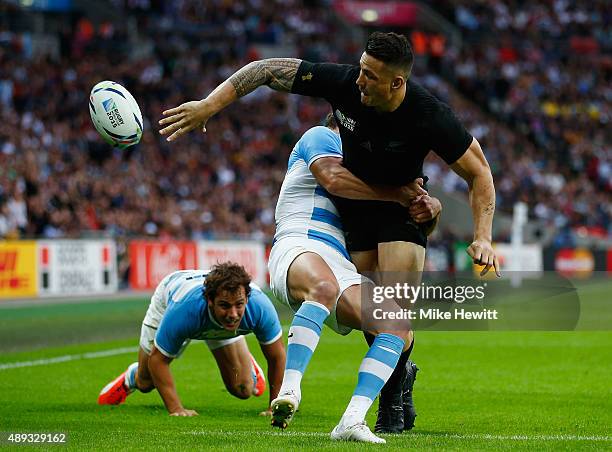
469,174,495,242
201,80,239,117
267,358,284,407
198,58,301,121
149,360,183,413
325,168,403,203
160,59,302,142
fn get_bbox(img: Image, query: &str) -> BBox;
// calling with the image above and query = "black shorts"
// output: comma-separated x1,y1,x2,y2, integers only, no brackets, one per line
337,200,433,252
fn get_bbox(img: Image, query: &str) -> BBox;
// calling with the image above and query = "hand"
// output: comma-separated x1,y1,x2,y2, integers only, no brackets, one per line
159,100,210,142
467,239,501,277
169,408,199,417
398,178,428,207
259,409,273,417
409,195,441,223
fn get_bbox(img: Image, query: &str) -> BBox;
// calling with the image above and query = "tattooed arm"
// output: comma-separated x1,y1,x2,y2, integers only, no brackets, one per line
450,137,500,276
159,59,302,142
229,58,301,96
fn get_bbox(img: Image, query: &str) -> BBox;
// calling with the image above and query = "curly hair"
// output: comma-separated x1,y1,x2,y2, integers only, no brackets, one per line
203,262,252,301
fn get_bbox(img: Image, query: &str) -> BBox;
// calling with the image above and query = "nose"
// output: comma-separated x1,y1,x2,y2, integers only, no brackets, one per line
356,71,365,88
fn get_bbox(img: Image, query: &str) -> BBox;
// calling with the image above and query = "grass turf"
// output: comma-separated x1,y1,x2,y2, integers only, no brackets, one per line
0,292,611,450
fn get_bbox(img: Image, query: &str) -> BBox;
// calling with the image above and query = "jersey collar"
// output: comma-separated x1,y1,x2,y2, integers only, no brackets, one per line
207,303,224,329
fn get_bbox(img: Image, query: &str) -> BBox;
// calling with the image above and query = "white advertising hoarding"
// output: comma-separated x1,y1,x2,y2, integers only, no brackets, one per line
38,240,118,296
494,243,543,272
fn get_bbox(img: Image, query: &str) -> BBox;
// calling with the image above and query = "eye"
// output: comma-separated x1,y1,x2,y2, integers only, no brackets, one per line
362,70,375,81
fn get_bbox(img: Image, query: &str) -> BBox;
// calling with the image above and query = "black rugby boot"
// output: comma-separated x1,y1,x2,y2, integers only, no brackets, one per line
374,385,404,433
402,360,419,431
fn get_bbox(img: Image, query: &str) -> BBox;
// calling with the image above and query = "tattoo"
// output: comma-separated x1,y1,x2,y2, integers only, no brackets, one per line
484,201,494,216
229,58,301,97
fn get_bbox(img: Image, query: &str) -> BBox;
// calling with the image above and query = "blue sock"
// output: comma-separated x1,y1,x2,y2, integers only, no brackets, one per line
280,301,330,396
341,333,405,426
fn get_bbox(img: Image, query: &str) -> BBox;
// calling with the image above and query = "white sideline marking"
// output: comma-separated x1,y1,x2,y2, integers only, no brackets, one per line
422,433,612,442
187,431,612,442
0,346,138,370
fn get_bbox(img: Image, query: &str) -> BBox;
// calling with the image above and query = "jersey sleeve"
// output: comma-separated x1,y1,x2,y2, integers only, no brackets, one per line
299,127,343,168
154,301,199,358
292,61,357,102
429,103,473,165
250,290,283,345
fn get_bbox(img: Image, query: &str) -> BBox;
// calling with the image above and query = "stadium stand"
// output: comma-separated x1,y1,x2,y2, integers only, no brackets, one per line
430,0,610,238
0,0,608,252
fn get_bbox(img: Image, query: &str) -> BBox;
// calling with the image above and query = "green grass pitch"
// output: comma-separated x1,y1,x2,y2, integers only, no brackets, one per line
0,286,611,450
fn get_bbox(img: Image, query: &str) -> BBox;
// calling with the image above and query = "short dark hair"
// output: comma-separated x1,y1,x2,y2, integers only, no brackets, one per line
324,112,337,129
204,262,251,301
365,32,413,76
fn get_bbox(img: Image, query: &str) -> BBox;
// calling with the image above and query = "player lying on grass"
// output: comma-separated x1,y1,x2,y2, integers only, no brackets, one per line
266,119,440,443
98,263,285,417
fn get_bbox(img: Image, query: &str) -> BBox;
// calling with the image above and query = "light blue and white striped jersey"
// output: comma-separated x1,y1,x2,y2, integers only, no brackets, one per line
153,270,282,358
273,126,350,260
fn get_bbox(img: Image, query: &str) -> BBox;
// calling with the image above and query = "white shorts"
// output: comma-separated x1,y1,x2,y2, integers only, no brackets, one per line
268,237,363,335
139,275,244,356
139,324,244,356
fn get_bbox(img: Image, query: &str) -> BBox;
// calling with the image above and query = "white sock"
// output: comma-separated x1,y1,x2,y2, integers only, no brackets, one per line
339,333,404,426
341,395,373,427
278,369,302,400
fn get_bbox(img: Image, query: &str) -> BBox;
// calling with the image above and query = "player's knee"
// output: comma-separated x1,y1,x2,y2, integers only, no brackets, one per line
136,375,155,393
307,280,339,309
139,384,155,393
226,381,252,400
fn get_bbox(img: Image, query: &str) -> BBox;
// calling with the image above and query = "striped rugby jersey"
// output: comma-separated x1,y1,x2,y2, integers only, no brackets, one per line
273,126,350,260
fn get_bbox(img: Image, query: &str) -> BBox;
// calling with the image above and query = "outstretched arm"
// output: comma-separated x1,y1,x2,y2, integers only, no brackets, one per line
450,137,500,276
148,347,198,416
310,156,427,206
159,58,302,142
259,338,286,415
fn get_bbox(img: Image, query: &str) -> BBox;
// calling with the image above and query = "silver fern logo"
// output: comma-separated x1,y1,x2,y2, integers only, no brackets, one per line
334,109,356,131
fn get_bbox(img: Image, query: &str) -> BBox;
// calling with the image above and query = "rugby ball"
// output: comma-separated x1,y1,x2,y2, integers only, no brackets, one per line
89,81,143,149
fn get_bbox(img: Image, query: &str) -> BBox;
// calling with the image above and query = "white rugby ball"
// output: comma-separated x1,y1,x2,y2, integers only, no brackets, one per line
89,81,143,149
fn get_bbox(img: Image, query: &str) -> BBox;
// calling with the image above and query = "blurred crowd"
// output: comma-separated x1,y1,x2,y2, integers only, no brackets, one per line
0,0,339,241
430,0,610,237
0,0,609,244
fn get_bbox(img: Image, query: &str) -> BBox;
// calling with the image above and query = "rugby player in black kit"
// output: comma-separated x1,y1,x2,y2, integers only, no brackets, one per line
159,31,500,434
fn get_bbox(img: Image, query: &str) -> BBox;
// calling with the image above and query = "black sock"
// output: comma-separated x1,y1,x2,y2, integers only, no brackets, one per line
363,331,375,346
380,338,414,398
404,338,414,359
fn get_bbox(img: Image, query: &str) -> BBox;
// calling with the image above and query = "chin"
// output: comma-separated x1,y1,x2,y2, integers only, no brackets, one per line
360,95,373,106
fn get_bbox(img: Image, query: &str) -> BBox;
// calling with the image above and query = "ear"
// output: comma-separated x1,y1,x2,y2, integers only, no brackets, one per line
391,76,404,90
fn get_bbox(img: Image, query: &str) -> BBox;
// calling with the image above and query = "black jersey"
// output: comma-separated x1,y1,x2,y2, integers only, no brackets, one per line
291,61,473,186
291,61,473,250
